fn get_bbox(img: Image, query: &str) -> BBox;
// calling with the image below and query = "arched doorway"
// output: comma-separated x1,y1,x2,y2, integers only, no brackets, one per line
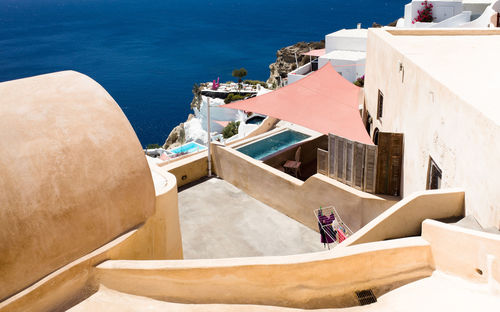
373,128,380,145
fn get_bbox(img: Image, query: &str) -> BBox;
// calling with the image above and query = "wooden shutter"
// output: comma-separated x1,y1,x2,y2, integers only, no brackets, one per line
376,132,403,196
317,148,328,175
389,134,403,196
336,137,346,182
353,142,365,190
328,134,336,178
364,145,377,193
344,140,354,186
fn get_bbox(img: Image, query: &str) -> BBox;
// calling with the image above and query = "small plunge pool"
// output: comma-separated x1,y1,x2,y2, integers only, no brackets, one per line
169,142,206,155
236,129,310,160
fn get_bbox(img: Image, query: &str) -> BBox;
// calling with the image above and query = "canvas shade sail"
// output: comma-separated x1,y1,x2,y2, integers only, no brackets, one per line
224,63,372,145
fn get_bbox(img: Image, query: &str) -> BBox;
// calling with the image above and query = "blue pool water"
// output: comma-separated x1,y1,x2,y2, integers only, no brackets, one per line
246,116,266,125
169,142,206,155
237,130,310,160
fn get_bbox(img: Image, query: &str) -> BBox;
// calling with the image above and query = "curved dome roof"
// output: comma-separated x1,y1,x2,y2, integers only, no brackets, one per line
0,71,155,300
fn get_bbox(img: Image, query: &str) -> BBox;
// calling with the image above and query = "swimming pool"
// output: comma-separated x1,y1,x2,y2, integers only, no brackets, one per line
236,130,310,160
245,115,265,125
169,142,206,155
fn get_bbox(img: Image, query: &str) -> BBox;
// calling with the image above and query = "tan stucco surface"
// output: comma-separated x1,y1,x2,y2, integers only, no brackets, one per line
161,152,210,187
69,271,500,312
423,219,500,283
95,237,432,309
72,219,500,311
211,144,396,232
0,168,182,312
341,189,464,247
0,71,156,301
364,29,500,229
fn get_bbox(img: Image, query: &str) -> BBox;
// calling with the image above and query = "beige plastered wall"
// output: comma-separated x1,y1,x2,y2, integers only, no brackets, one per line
422,219,500,286
115,167,183,260
0,170,182,312
364,29,500,229
211,144,396,232
160,152,211,187
0,71,183,311
95,237,433,309
0,71,156,301
340,189,464,247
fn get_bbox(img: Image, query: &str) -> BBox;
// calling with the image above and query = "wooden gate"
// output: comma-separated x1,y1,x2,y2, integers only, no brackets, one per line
376,132,404,196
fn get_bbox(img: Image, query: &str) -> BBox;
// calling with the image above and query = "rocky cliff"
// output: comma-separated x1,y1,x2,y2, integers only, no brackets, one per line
267,40,325,87
163,114,192,149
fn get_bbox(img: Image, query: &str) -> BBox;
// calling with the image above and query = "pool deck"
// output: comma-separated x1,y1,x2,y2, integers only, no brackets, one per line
178,177,324,259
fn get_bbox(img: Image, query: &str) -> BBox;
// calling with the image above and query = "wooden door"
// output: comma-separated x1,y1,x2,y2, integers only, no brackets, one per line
376,132,403,196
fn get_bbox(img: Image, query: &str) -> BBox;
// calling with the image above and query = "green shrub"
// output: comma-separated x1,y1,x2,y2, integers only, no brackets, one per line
232,68,248,83
222,121,240,139
244,79,267,87
224,93,251,104
147,143,161,149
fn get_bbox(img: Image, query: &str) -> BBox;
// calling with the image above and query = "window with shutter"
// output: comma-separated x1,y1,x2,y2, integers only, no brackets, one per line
353,142,365,190
328,134,336,178
345,140,354,186
427,157,442,190
376,132,403,196
373,128,380,145
364,145,378,193
377,90,384,119
336,137,346,182
365,112,372,134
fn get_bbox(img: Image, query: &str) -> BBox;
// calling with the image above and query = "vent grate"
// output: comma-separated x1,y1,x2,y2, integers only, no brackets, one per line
355,289,377,306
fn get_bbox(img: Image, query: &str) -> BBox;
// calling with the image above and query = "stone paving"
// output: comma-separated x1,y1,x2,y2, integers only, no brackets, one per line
178,177,324,259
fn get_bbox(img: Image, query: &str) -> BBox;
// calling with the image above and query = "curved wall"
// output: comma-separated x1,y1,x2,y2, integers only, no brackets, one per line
0,71,155,300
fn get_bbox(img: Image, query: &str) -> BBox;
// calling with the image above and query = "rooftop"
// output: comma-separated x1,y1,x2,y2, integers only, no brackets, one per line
327,28,368,38
321,50,366,61
380,29,500,125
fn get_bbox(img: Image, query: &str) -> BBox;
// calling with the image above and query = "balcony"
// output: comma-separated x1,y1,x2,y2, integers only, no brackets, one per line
287,59,319,85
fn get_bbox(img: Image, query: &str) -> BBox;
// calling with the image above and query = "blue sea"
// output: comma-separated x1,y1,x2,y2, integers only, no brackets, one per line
0,0,406,147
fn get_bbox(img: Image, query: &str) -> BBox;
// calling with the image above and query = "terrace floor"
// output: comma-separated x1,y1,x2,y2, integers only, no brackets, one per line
178,177,324,259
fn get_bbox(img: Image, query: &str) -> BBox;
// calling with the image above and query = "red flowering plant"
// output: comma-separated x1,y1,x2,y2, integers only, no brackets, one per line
412,1,434,24
354,75,365,87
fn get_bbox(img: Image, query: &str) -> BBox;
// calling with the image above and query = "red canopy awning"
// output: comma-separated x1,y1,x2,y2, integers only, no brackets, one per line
302,49,325,57
224,63,372,145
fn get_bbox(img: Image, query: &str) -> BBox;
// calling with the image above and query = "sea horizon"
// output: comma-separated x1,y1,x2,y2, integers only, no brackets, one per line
0,0,407,147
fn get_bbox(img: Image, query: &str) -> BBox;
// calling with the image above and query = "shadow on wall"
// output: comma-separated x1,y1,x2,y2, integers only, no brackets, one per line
211,143,396,232
339,189,465,248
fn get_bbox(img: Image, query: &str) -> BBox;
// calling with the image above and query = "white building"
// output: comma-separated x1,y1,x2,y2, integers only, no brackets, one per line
318,28,367,83
288,0,499,86
288,28,367,84
400,0,498,28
